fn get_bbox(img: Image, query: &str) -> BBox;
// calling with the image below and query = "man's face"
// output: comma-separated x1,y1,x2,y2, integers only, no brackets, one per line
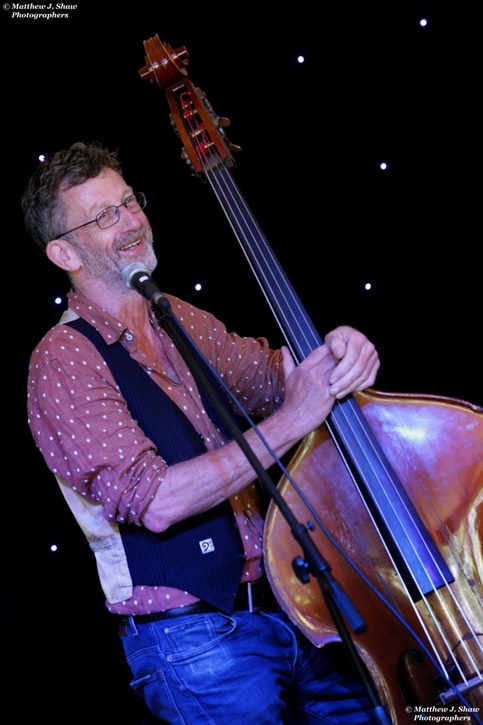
56,168,157,287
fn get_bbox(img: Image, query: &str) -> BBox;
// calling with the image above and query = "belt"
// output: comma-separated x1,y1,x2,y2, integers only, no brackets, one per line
118,577,278,634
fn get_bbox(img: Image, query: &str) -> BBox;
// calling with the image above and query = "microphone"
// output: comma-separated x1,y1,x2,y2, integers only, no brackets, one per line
122,262,165,306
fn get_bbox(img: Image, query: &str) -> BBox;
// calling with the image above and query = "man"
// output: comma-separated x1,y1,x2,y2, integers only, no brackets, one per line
23,140,381,723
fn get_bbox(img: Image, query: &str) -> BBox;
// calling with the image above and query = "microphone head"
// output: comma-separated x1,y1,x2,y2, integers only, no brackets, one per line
122,262,150,289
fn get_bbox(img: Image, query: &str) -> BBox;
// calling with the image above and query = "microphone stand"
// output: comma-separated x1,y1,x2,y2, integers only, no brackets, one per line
150,291,392,725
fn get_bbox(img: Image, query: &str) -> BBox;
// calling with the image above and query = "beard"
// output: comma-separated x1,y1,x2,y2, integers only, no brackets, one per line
75,227,158,287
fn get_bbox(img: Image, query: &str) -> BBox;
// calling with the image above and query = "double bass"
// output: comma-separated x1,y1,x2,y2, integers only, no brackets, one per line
138,36,483,723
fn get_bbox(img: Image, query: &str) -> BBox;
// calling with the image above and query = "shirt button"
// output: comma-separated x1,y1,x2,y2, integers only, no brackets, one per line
125,333,133,341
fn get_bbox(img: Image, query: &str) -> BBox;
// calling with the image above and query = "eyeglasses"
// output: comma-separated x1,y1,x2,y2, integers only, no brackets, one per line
57,192,146,238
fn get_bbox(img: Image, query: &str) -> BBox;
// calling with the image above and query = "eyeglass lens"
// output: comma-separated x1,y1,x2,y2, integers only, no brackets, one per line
96,192,146,229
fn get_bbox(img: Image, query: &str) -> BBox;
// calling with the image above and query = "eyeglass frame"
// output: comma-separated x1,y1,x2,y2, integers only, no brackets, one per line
55,191,147,238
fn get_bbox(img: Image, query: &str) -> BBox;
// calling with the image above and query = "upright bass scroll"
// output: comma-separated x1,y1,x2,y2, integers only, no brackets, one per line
139,38,239,175
138,34,483,724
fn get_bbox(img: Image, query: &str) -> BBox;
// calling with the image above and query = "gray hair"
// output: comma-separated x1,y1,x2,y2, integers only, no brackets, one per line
21,140,123,251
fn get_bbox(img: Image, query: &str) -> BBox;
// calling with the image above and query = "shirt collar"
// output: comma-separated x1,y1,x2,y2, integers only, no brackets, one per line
63,288,138,346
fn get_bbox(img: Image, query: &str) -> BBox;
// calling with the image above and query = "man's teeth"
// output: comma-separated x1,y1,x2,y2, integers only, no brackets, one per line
120,240,140,250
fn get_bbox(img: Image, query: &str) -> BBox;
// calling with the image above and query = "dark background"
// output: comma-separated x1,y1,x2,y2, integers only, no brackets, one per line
3,2,481,722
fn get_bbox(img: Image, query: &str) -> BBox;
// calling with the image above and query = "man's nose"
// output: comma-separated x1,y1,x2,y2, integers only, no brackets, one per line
118,204,143,228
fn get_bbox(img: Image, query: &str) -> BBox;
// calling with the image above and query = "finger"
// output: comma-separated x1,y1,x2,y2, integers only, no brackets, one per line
330,351,380,398
324,330,348,360
281,346,297,379
329,337,377,384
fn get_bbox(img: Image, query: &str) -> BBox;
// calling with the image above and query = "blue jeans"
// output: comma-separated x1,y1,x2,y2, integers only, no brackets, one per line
119,608,376,724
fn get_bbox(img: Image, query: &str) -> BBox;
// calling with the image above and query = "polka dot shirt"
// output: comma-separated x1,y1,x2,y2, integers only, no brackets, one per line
27,289,285,615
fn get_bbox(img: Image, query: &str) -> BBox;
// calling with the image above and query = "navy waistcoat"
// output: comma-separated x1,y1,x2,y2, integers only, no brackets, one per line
66,317,246,612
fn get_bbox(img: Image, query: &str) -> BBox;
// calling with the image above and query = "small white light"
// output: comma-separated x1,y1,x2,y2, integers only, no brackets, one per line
419,18,428,27
364,282,372,291
297,55,305,64
379,162,388,171
194,283,202,292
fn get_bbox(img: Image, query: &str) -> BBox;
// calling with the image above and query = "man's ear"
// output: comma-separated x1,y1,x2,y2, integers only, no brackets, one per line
46,238,82,273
